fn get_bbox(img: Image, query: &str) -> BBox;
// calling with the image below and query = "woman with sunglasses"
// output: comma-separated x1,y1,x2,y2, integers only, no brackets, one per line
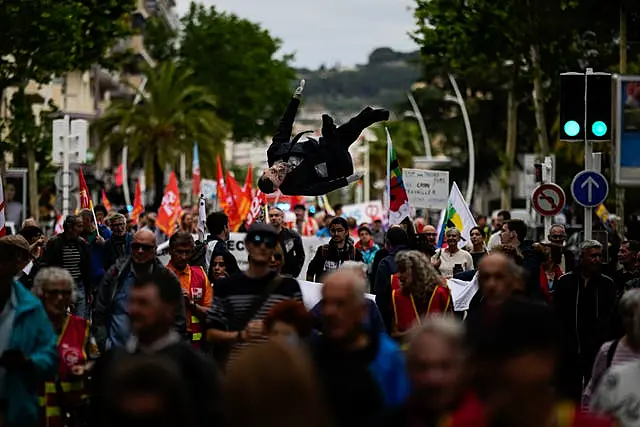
33,267,98,427
271,243,286,276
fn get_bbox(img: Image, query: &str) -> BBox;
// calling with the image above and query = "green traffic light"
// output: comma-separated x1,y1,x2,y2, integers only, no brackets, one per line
592,121,607,137
564,120,580,137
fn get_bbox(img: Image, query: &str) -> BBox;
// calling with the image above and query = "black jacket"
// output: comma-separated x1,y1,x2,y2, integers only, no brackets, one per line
553,271,618,401
306,240,363,282
265,97,388,196
204,237,240,280
278,227,305,277
92,257,187,352
374,245,409,331
520,240,544,300
102,232,133,272
40,234,92,289
90,339,221,427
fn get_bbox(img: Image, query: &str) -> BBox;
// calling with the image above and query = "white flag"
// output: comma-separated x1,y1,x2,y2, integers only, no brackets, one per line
197,194,207,241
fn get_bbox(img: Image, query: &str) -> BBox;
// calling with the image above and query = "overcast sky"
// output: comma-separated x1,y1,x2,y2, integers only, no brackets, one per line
175,0,418,68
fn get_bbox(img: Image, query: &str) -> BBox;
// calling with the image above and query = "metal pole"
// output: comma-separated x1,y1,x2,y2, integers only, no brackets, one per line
584,71,593,241
364,139,370,202
62,115,70,216
617,6,628,238
407,93,432,158
592,152,602,173
448,74,476,203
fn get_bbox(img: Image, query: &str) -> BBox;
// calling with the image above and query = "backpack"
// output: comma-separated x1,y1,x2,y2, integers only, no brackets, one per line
189,240,208,269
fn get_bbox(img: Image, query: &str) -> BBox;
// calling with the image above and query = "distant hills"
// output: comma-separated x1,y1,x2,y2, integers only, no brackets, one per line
296,47,421,121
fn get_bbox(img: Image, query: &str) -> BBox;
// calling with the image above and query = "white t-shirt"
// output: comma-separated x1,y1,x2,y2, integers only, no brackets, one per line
432,248,474,277
591,360,640,427
487,231,502,250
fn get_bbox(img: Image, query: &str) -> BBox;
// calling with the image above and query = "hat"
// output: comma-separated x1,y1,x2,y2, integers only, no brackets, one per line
246,223,279,239
19,225,43,242
0,235,31,253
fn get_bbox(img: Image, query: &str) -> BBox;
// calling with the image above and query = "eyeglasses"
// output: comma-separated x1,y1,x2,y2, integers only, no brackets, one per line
248,234,278,248
550,235,565,241
132,243,155,252
44,289,72,297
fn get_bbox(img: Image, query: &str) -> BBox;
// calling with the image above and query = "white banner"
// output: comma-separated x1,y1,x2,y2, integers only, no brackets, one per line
227,232,328,279
402,169,449,209
340,201,384,224
298,280,375,309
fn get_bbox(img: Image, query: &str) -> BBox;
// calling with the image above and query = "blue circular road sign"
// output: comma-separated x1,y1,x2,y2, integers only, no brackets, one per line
571,171,609,208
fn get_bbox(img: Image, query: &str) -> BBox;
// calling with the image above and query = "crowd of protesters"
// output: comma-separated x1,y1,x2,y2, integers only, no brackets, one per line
2,203,640,427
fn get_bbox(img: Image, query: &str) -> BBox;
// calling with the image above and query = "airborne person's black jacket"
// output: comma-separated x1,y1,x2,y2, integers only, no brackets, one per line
265,97,389,196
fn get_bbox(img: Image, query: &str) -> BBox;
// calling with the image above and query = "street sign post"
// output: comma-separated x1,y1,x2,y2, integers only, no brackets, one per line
571,170,609,208
532,183,566,217
560,69,612,240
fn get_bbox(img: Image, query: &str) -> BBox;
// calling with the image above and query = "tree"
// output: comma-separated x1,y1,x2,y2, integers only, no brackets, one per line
180,3,296,141
0,0,135,219
93,62,229,209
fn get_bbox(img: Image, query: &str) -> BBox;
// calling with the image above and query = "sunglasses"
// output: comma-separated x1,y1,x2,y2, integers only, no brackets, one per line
44,289,72,297
132,242,155,252
273,253,283,261
248,234,278,248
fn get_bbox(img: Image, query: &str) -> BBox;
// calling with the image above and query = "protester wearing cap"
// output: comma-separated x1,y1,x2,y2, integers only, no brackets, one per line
0,235,57,427
205,223,303,370
306,217,363,282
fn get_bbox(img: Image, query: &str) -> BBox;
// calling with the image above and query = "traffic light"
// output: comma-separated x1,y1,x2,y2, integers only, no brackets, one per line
560,73,585,141
586,73,612,141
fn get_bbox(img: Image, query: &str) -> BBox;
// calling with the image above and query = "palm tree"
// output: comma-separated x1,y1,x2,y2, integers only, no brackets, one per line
93,61,229,208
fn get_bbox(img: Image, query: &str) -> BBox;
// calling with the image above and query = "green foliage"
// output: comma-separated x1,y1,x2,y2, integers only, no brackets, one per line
144,17,179,64
0,0,135,88
179,3,296,141
93,62,229,207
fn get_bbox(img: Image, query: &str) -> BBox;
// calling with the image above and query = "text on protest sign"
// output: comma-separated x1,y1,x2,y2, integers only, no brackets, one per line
402,169,449,209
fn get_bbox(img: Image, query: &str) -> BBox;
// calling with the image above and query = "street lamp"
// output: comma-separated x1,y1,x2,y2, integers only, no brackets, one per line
445,74,476,203
405,93,452,170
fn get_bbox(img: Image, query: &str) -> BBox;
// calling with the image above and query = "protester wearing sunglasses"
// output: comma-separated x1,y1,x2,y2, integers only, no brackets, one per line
93,229,187,353
270,243,286,275
206,223,303,369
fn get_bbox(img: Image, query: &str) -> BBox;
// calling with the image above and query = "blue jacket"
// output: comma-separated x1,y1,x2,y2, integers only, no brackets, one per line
369,333,410,406
87,225,112,283
6,281,58,427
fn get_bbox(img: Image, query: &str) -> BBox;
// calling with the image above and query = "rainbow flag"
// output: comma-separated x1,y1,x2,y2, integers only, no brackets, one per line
386,128,410,225
436,182,477,248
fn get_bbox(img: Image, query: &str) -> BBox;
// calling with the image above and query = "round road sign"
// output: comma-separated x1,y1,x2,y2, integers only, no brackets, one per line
532,183,566,217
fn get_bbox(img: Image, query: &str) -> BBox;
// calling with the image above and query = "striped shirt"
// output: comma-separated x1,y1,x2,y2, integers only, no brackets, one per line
582,338,640,409
62,243,82,281
206,271,302,363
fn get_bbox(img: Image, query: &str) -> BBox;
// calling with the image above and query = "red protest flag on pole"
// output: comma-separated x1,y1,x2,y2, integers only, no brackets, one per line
245,189,267,227
115,163,124,187
78,168,93,210
131,178,143,225
101,189,113,212
216,155,228,211
225,171,249,231
156,172,181,236
243,164,253,198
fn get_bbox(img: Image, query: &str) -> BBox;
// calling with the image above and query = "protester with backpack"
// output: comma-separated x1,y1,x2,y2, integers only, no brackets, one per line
582,289,640,408
306,217,363,282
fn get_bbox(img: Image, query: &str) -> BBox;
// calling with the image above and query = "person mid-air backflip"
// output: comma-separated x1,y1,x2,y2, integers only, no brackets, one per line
258,80,389,196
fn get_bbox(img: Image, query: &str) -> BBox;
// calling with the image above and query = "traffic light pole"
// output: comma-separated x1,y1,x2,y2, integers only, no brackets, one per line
584,70,594,241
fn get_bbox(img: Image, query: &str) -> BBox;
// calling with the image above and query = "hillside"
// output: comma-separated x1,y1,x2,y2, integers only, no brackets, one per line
296,47,421,120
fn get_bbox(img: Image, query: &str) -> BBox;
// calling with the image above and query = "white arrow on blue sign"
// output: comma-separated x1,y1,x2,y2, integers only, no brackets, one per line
571,170,609,208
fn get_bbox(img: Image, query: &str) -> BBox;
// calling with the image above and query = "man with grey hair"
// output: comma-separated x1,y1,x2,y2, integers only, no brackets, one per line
547,224,575,273
311,269,409,427
103,213,133,271
378,316,468,427
554,239,618,403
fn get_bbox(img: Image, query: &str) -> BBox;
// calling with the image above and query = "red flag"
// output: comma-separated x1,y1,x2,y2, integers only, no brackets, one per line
246,189,267,227
156,172,181,236
53,214,64,235
243,164,253,197
101,189,113,212
226,171,250,231
115,163,124,187
0,178,6,237
131,178,143,225
78,169,93,210
216,155,228,210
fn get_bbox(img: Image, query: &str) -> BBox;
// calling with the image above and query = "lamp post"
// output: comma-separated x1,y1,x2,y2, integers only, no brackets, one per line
407,92,433,158
445,74,476,203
